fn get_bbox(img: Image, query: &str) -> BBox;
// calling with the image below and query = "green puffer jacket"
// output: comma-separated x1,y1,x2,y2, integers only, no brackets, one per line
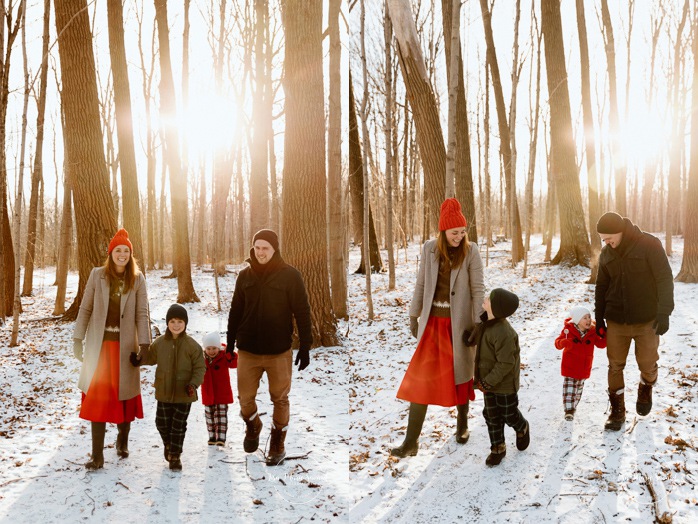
139,332,206,403
474,317,521,394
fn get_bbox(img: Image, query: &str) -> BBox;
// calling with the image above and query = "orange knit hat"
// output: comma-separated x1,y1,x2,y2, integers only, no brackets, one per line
438,198,467,231
108,228,133,254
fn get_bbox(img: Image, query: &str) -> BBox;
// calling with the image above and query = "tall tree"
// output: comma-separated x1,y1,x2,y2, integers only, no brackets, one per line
478,0,524,263
107,0,144,265
388,0,445,228
55,0,117,318
280,0,338,346
541,0,590,266
21,0,50,297
153,0,199,302
328,0,347,317
384,1,396,291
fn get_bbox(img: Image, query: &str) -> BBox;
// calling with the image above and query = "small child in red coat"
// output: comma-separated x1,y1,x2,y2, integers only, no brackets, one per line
555,306,607,421
201,332,238,445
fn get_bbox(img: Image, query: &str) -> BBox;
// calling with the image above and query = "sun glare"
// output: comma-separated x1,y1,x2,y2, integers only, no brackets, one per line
179,93,238,159
617,110,670,167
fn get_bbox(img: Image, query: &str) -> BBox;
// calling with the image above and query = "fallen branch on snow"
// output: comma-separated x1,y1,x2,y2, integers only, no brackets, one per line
0,475,48,488
640,466,672,523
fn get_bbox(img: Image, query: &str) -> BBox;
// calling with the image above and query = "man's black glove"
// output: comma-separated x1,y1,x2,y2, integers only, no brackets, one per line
410,316,419,339
129,353,142,367
462,329,473,346
226,339,235,355
295,348,310,371
73,339,83,362
653,314,670,336
595,318,607,337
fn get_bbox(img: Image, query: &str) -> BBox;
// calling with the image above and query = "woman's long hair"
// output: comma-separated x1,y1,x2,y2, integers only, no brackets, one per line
103,251,140,291
436,230,470,269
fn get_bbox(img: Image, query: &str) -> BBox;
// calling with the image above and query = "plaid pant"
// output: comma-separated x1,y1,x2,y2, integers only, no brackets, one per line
205,404,229,442
563,377,585,412
155,402,192,455
482,392,528,447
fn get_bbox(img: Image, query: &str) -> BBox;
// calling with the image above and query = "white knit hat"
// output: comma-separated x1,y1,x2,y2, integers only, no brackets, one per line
202,331,221,349
570,306,591,325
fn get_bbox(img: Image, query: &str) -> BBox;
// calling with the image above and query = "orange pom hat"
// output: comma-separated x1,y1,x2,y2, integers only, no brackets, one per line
438,198,467,231
108,228,133,255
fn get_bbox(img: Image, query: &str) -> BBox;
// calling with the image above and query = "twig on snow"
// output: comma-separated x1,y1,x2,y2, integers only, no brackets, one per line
84,489,96,516
640,467,673,523
625,417,639,434
561,444,578,460
219,459,245,464
116,481,131,491
0,475,48,488
285,452,312,461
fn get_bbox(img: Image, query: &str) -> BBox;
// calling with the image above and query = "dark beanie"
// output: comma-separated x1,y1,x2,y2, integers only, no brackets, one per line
253,229,279,252
166,304,188,327
490,288,519,319
596,212,625,234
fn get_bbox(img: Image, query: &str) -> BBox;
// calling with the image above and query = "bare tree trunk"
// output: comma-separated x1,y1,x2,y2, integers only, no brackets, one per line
360,0,374,319
328,0,347,316
443,0,460,198
478,0,524,263
266,1,280,233
196,163,206,266
280,0,338,346
508,0,523,268
21,0,50,297
384,2,396,291
55,0,117,319
107,0,144,264
154,0,199,302
388,0,445,228
53,178,72,316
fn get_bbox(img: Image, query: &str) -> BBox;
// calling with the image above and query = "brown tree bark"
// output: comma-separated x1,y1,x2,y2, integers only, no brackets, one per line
478,0,524,263
384,2,396,291
349,75,383,273
154,0,199,302
541,0,590,266
388,0,445,229
280,0,338,347
107,0,144,266
55,0,117,319
328,0,347,317
21,0,49,297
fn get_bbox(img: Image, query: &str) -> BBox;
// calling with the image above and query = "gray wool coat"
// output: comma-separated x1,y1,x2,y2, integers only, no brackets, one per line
73,267,151,400
409,239,485,384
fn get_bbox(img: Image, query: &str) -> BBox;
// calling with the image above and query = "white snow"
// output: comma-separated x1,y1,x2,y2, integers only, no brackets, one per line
1,234,697,523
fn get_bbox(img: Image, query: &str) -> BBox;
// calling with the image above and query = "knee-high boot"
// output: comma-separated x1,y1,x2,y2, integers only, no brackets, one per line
86,422,106,470
456,403,470,444
116,422,131,458
390,403,427,458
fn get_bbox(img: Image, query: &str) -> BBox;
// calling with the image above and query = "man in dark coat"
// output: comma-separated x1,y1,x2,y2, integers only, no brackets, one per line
595,212,674,431
227,229,312,464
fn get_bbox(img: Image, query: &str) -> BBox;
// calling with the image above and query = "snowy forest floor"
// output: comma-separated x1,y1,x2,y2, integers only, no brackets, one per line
0,233,697,523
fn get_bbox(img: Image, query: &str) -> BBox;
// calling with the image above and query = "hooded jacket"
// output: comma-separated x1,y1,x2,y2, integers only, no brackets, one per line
201,351,236,406
595,218,674,325
554,319,607,379
474,313,521,394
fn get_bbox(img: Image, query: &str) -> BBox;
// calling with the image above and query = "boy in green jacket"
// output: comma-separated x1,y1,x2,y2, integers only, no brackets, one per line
473,288,530,466
131,304,206,471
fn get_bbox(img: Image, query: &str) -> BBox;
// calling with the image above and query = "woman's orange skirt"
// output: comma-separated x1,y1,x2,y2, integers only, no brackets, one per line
80,340,143,423
397,316,475,407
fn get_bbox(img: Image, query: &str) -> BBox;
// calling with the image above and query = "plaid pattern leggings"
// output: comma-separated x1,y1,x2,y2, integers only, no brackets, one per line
563,377,585,412
205,404,229,442
155,402,192,455
482,392,528,447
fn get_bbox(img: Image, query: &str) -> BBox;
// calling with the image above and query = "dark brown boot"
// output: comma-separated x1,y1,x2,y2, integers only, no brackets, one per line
116,422,130,458
637,381,653,416
242,411,263,453
168,452,182,471
486,443,507,466
456,403,470,444
605,389,626,431
266,423,288,466
390,403,427,458
163,442,170,462
85,422,106,471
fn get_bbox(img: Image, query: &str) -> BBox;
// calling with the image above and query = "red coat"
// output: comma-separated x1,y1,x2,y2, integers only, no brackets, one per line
201,349,237,406
554,319,607,380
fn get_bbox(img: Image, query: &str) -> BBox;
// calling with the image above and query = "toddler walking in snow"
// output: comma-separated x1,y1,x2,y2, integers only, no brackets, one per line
554,306,607,421
201,331,238,446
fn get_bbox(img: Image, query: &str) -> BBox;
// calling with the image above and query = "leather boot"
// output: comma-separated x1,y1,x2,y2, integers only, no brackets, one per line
168,453,182,471
242,411,263,453
163,442,170,462
390,403,427,458
266,423,288,466
85,422,106,470
456,403,470,444
516,420,530,451
486,443,507,466
116,422,130,458
637,381,653,416
604,389,626,431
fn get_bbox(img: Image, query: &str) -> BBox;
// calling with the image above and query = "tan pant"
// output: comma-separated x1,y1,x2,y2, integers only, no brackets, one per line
237,349,292,426
606,320,659,392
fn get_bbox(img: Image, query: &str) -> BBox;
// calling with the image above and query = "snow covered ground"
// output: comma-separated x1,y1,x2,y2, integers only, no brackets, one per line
1,234,697,523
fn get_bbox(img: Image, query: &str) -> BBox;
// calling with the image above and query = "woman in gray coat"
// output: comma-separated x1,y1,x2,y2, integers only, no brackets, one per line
72,229,151,470
391,199,485,457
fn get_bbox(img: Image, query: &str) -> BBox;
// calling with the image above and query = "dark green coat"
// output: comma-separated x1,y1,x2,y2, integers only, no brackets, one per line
474,317,521,394
139,332,206,403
